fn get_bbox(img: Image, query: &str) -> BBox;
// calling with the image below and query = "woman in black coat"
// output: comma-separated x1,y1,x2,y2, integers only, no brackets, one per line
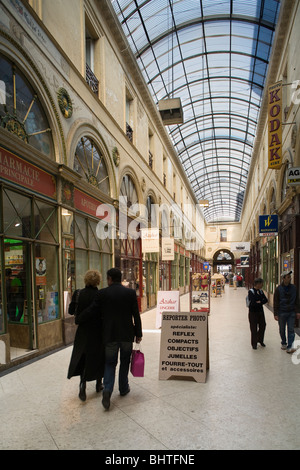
67,270,105,401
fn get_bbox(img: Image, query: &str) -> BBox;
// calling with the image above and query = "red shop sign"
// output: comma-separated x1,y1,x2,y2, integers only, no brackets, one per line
0,146,56,199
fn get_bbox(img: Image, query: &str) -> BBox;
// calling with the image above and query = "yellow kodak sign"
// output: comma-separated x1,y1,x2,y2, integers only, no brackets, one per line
268,81,282,169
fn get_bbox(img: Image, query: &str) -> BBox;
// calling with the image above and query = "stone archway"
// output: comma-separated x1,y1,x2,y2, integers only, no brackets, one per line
213,249,235,273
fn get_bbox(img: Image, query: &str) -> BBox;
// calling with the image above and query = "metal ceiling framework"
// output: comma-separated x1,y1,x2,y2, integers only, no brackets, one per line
111,0,281,222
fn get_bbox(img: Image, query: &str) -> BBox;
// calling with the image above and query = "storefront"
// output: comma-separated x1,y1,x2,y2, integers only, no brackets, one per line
115,174,144,310
61,185,113,341
0,145,61,365
279,201,300,323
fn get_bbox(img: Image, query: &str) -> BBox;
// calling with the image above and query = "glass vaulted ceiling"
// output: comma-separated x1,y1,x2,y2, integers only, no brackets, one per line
111,0,281,222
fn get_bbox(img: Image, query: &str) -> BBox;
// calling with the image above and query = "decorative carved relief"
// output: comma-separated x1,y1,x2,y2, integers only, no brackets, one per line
57,87,73,119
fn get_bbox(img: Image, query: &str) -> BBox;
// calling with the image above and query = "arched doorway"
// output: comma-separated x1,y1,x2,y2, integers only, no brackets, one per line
213,249,235,274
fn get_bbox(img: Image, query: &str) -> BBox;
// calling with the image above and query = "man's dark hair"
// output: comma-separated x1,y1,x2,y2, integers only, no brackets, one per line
107,268,122,283
254,277,264,286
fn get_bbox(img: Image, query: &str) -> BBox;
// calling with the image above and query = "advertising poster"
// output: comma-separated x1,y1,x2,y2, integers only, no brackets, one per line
161,237,174,260
36,257,46,286
159,312,208,383
156,290,180,329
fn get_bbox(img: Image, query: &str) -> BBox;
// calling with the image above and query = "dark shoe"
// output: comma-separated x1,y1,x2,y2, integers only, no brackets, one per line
79,382,86,401
96,380,103,393
259,342,266,347
120,387,130,396
102,390,111,410
252,346,257,350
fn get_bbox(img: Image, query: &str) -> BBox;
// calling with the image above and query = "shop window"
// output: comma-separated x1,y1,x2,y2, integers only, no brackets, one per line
171,253,179,290
180,255,185,287
34,200,58,243
74,214,112,289
0,55,53,156
75,215,88,249
88,219,101,251
3,189,32,238
75,249,89,289
185,257,190,286
74,137,109,193
35,244,59,323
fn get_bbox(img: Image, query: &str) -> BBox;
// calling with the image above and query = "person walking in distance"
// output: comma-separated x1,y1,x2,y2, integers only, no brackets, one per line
79,268,142,410
248,278,268,349
274,271,300,354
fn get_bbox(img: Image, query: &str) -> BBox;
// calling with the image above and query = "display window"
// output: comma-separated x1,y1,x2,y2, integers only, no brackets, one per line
159,261,171,291
185,257,190,285
143,253,158,308
171,253,179,290
179,254,185,287
121,258,141,294
35,244,59,323
74,213,112,289
0,184,59,359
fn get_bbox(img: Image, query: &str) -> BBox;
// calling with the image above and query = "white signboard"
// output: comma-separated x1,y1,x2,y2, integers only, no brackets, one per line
156,290,180,329
161,237,174,260
231,242,250,252
159,312,208,383
141,228,159,253
287,167,300,186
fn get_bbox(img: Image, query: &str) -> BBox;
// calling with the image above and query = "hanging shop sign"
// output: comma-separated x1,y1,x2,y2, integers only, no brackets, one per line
159,311,208,383
141,228,159,253
259,214,278,236
156,290,179,329
287,167,300,186
161,237,174,260
230,242,250,252
0,146,56,199
268,81,282,169
240,255,249,267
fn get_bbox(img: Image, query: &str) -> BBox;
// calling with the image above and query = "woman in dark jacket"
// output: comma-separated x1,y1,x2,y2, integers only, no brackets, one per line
67,270,105,401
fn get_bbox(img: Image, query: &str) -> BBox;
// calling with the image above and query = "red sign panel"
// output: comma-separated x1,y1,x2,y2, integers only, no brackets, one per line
74,188,101,217
0,146,56,199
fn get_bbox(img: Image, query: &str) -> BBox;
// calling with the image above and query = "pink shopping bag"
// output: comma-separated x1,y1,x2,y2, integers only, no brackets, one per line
130,346,145,377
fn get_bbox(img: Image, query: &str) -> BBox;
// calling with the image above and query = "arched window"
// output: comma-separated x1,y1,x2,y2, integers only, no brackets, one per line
146,195,157,227
0,54,53,156
120,174,138,209
74,137,109,193
281,165,289,203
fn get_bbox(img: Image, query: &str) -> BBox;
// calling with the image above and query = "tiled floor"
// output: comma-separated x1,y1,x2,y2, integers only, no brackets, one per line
0,285,300,450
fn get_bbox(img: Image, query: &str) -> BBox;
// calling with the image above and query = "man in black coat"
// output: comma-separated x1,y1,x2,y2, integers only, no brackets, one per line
77,268,142,410
248,277,268,349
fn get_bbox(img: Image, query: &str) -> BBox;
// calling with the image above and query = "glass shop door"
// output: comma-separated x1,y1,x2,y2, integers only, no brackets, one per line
4,239,35,359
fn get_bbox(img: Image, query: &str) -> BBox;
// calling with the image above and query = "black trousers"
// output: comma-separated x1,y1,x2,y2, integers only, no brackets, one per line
248,310,266,347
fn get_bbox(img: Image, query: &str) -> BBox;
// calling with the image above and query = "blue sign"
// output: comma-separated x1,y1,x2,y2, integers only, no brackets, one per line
259,215,278,236
203,262,210,271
